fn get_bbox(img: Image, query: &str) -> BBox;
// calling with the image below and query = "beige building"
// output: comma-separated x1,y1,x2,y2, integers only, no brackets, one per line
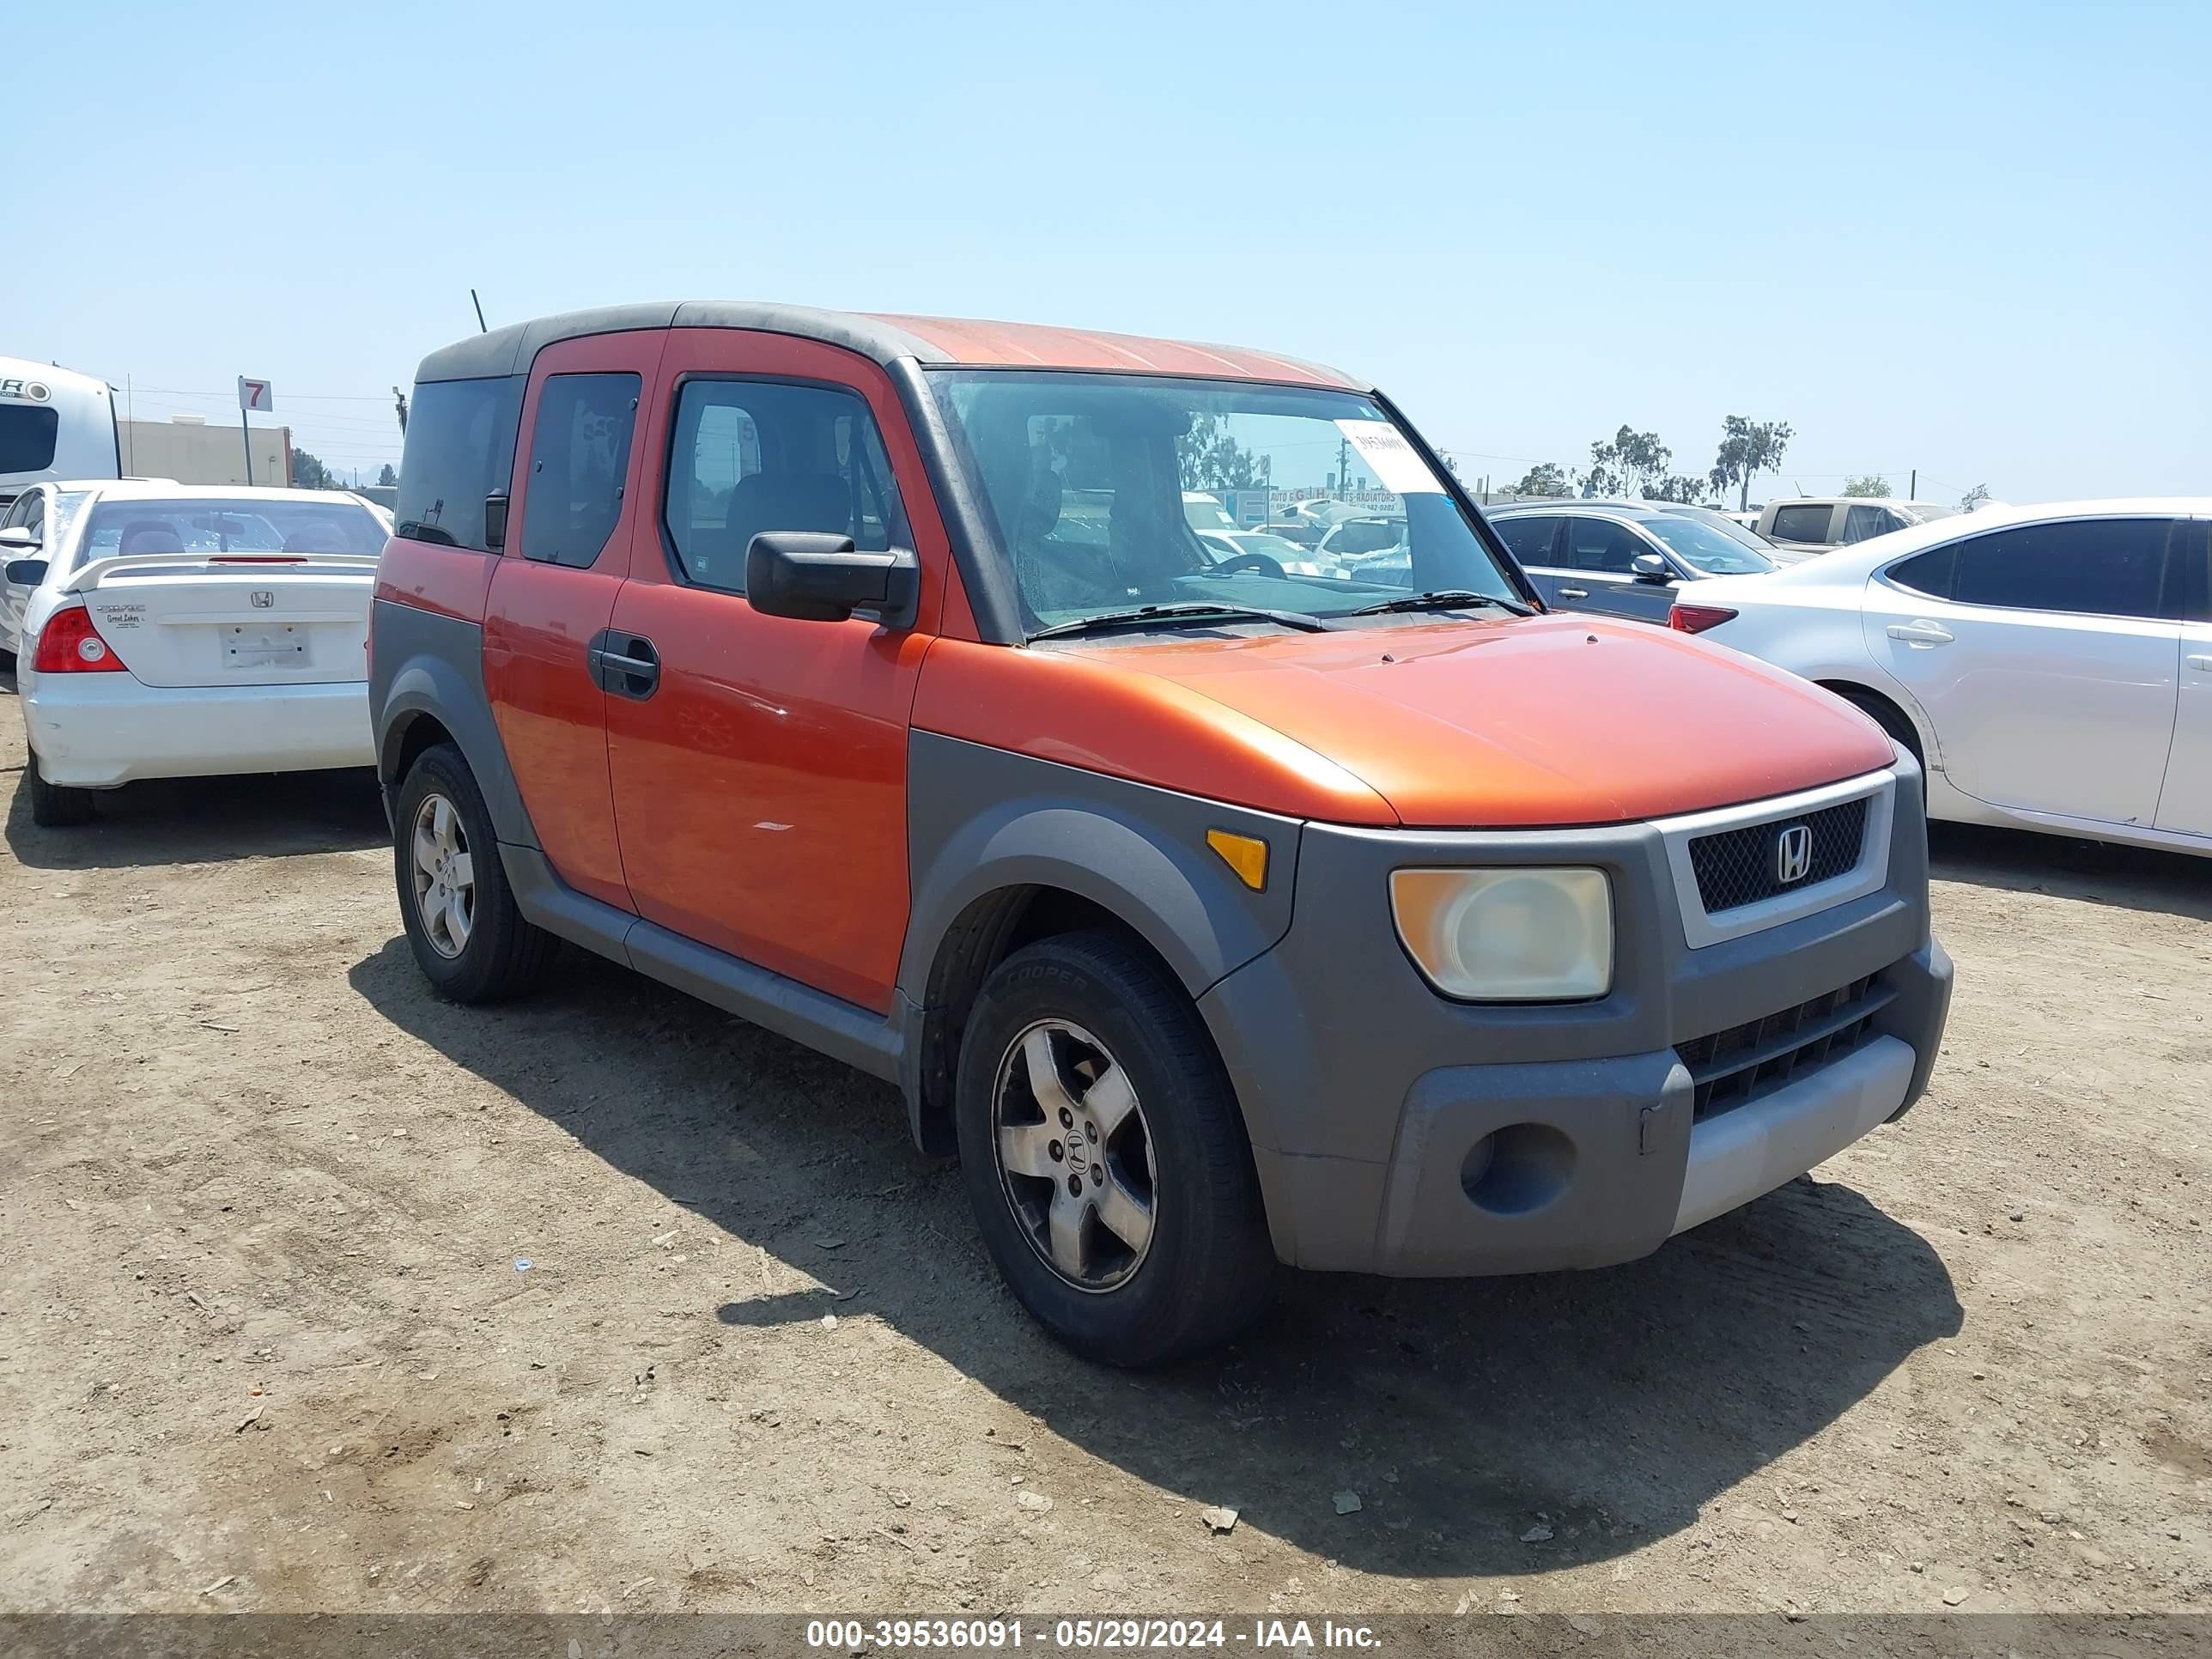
118,415,291,486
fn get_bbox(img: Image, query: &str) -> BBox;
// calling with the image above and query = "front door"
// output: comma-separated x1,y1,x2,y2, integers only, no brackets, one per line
1864,517,2184,829
2154,520,2212,837
481,331,661,911
1546,515,1676,623
604,331,946,1014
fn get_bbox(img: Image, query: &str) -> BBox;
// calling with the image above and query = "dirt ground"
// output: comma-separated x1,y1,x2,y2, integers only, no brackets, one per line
1,677,2207,1623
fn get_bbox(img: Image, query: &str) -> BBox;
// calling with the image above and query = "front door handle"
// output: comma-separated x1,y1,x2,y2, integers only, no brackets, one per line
1557,586,1589,599
587,630,660,699
2189,654,2212,673
1887,620,1954,647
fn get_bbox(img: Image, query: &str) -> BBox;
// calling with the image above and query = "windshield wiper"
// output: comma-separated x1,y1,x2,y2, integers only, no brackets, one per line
1346,588,1531,617
1029,602,1338,641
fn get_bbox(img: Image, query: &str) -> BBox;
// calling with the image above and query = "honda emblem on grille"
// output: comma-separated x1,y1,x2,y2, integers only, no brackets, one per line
249,590,275,608
1775,823,1814,885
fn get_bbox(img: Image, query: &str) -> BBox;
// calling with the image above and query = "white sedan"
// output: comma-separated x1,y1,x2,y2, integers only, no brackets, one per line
1674,498,2212,858
6,482,387,826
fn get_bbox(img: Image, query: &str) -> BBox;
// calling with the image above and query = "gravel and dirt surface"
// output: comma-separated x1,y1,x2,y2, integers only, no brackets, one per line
2,678,2207,1622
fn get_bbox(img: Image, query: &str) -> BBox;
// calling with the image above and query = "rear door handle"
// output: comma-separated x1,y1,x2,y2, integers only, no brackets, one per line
587,630,660,699
1557,586,1589,599
1887,620,1954,647
2189,654,2212,673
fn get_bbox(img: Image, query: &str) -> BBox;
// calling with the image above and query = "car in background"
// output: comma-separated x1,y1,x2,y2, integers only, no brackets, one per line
1314,514,1411,580
1674,498,2212,858
1757,497,1955,557
0,479,98,660
1487,501,1777,624
8,482,387,825
1182,491,1237,532
1,357,121,515
1193,527,1331,577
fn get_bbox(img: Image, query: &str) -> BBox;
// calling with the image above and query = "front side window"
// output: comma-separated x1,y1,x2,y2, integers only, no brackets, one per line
1561,517,1643,574
1770,503,1836,543
0,403,60,473
519,373,641,569
1949,519,2173,619
79,496,387,564
663,379,908,595
395,375,525,550
927,371,1518,630
1842,504,1904,544
1642,515,1775,574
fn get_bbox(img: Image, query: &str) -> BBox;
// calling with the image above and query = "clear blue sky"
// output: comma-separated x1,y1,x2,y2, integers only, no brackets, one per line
11,1,2206,504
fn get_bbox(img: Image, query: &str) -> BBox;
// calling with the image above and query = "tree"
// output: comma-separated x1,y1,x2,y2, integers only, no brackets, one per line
1177,413,1271,492
1842,474,1891,497
290,447,335,489
1507,462,1572,498
1642,474,1709,503
1959,483,1992,512
377,464,398,488
1708,416,1794,512
1586,425,1671,498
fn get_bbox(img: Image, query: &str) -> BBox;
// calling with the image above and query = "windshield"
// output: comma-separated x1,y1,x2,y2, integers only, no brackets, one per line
79,496,386,566
927,371,1521,633
1643,514,1777,574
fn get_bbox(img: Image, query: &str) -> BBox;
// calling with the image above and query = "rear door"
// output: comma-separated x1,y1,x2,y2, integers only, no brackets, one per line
481,331,660,913
2153,518,2212,837
603,329,945,1013
1,487,44,648
67,496,386,685
1863,517,2184,827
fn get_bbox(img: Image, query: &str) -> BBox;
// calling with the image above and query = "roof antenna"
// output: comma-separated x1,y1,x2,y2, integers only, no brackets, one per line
471,289,489,333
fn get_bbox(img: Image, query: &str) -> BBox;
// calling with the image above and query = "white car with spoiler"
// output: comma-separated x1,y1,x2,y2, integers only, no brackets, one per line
5,483,387,826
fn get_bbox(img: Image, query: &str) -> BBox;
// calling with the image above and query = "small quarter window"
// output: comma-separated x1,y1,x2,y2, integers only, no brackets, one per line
1887,545,1956,599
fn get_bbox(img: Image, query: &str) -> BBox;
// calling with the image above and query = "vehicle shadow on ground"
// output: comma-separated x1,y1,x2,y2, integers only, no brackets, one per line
1929,821,2212,922
349,936,1963,1578
1,762,387,871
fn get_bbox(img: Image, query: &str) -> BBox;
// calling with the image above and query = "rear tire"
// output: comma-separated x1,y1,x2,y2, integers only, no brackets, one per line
392,742,554,1002
27,747,94,827
955,929,1275,1367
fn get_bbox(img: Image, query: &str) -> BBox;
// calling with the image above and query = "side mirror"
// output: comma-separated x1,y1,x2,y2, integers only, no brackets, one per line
4,556,49,586
483,491,509,552
746,531,919,628
1632,552,1674,584
0,526,39,552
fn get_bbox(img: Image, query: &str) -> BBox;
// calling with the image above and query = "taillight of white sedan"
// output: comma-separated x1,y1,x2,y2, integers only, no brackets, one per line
1670,497,2212,859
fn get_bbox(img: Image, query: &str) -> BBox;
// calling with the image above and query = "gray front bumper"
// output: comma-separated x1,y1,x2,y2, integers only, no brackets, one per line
1198,761,1953,1276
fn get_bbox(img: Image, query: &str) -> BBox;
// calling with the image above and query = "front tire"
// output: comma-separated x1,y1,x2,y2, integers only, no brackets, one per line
955,930,1275,1366
27,746,94,827
392,743,554,1002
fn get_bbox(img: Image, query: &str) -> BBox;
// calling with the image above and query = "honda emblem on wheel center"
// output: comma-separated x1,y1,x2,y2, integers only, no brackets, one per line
1776,823,1814,885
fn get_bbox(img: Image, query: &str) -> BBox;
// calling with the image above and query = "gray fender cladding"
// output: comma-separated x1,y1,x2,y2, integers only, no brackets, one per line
369,598,538,848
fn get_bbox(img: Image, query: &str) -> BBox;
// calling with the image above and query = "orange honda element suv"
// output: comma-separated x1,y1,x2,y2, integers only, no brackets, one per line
369,304,1952,1364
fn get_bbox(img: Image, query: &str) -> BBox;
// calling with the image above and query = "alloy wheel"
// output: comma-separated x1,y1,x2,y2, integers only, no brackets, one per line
410,793,475,959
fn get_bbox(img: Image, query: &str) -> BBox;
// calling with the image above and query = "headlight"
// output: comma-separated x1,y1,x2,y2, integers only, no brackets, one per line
1390,866,1613,1002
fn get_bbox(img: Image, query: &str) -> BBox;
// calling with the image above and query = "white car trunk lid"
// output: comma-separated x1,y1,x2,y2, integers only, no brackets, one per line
67,552,379,689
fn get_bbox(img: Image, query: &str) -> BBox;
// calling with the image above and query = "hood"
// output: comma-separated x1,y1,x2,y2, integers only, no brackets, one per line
1091,613,1893,828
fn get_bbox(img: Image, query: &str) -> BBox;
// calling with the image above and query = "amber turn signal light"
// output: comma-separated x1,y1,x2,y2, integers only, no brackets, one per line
1206,829,1269,891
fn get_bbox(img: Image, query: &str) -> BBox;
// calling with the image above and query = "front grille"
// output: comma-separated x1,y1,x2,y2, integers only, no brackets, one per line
1688,797,1868,915
1675,974,1894,1121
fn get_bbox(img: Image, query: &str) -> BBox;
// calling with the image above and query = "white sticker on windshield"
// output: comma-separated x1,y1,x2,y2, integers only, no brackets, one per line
1333,420,1446,495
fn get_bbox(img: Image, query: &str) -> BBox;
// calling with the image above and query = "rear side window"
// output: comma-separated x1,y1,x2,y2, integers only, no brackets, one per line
395,375,525,550
662,378,908,594
1950,519,2173,619
1492,515,1558,564
1770,503,1836,543
0,404,60,472
519,373,641,569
